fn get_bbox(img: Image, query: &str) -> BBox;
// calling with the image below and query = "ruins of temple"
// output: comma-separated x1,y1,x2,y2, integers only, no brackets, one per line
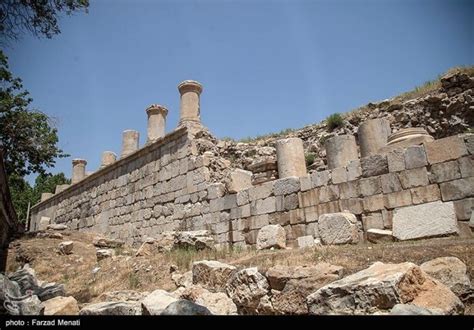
29,78,474,247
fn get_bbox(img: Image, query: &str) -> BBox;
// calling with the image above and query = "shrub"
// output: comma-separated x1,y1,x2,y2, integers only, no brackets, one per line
305,153,316,167
326,113,344,130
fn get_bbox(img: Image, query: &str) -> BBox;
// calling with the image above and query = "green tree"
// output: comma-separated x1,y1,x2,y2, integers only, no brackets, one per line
0,51,69,177
7,174,32,221
0,0,89,41
31,172,70,204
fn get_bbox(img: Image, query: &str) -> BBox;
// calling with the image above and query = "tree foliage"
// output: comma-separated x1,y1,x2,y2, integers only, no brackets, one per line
0,51,69,177
0,0,89,41
8,172,70,222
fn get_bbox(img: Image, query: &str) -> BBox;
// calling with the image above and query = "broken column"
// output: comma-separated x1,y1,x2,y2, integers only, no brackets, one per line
178,80,203,128
275,138,307,178
121,130,139,158
325,135,358,170
358,118,391,157
71,159,87,184
146,104,168,143
100,151,117,169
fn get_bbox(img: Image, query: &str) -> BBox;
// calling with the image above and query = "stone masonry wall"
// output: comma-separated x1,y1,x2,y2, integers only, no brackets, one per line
30,131,474,248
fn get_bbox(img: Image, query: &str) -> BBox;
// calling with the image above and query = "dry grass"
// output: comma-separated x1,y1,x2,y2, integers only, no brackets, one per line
6,231,474,310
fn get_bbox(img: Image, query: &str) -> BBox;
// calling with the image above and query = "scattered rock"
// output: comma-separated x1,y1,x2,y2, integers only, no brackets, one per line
154,231,176,252
42,296,79,315
79,301,141,315
192,260,236,292
36,232,63,239
172,271,193,288
390,304,442,315
296,235,315,248
226,267,269,311
174,230,215,250
420,257,471,297
93,236,124,248
58,241,74,255
141,289,178,315
256,225,286,250
135,241,155,257
96,249,115,261
307,261,463,315
47,224,68,231
37,283,66,301
180,285,238,315
160,300,212,315
318,212,359,245
97,290,149,302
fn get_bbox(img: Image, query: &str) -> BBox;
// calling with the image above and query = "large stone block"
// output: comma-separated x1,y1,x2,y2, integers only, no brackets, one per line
410,184,441,205
256,224,286,250
361,154,389,177
248,182,273,201
424,136,468,165
339,198,364,215
318,212,359,245
338,181,361,199
311,170,330,187
226,169,253,193
404,145,428,169
331,167,348,184
387,148,405,172
458,156,474,178
359,177,382,196
273,177,301,196
298,189,318,208
384,190,412,209
362,212,384,231
440,177,474,201
381,173,403,193
318,185,339,203
392,201,458,240
398,167,429,189
192,260,237,292
363,194,384,212
453,198,474,220
429,160,461,183
250,197,276,215
347,160,362,181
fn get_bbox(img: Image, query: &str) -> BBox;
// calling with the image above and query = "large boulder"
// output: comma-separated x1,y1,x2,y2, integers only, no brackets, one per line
175,230,214,250
179,285,237,315
192,260,236,292
42,296,79,315
0,274,43,315
392,201,458,240
37,283,66,301
160,300,212,315
79,301,141,315
420,257,471,297
267,263,344,315
318,212,359,245
307,262,464,315
141,289,178,315
225,267,269,312
256,225,286,250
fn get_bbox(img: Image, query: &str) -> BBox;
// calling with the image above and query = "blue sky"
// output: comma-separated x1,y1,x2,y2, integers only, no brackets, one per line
4,0,473,182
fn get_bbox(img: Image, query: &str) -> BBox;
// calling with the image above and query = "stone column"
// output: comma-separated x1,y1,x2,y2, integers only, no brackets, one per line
72,159,87,184
146,104,168,143
358,118,391,157
178,80,203,127
325,135,358,169
121,130,139,158
100,151,117,169
275,138,307,178
40,193,53,202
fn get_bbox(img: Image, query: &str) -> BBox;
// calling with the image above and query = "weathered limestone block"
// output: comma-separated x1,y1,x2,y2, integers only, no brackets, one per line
318,212,359,245
366,229,393,243
175,230,215,250
359,177,382,196
248,181,273,201
192,260,236,292
58,241,73,255
141,289,178,315
179,285,237,315
429,160,461,183
121,130,139,158
225,268,269,311
325,135,358,170
226,169,252,193
338,181,361,199
318,185,339,203
339,198,364,214
307,262,463,315
256,224,286,250
38,217,51,231
387,148,405,172
361,154,388,177
458,156,474,177
146,104,168,143
384,190,412,209
96,249,115,261
424,136,468,165
362,213,384,231
346,160,362,181
80,301,141,315
71,158,87,184
275,138,307,178
465,135,474,155
398,167,429,189
273,177,300,196
358,118,391,157
297,235,315,248
47,224,68,231
311,170,330,187
381,173,402,193
42,296,79,315
404,145,428,169
410,184,440,204
93,236,125,248
453,198,474,220
392,201,458,240
440,177,474,201
250,197,276,215
420,257,471,297
100,151,117,169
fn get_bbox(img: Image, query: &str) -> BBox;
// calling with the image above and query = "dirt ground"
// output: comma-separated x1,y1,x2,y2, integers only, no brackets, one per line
5,231,474,312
